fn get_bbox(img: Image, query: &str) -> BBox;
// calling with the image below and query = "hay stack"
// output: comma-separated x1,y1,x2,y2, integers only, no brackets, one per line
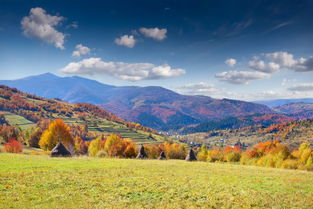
158,151,166,160
50,142,72,157
136,145,148,159
185,148,197,161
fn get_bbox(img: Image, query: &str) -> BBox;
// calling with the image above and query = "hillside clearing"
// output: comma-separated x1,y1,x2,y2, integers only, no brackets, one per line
0,153,312,208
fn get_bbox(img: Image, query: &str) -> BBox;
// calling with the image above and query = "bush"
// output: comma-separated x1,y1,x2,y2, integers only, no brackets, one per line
104,134,126,157
96,150,107,158
123,139,137,158
197,145,208,161
163,143,186,159
223,146,242,162
145,144,162,159
225,152,241,162
74,136,88,155
88,137,104,157
281,159,299,169
4,139,22,153
207,149,223,162
26,128,42,148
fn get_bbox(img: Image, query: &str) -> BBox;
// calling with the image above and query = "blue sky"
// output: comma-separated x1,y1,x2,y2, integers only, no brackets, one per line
1,0,313,101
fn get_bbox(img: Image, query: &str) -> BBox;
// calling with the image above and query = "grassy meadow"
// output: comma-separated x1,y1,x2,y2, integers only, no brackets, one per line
1,153,313,209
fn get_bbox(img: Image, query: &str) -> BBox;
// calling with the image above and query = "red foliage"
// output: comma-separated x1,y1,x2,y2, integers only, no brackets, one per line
4,139,22,153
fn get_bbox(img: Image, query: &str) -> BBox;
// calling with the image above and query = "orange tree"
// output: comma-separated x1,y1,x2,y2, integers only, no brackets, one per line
39,119,74,151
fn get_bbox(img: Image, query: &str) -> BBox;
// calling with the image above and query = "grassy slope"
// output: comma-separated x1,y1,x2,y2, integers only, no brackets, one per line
1,153,312,209
1,110,163,144
2,111,35,130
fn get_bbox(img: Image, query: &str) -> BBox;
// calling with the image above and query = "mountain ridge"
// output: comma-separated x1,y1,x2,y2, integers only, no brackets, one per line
0,73,274,130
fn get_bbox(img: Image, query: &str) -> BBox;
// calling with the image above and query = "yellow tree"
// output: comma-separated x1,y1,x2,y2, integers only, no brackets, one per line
104,133,125,157
39,119,74,151
88,136,103,157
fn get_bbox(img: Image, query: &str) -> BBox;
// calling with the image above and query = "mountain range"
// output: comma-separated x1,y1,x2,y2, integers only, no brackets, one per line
0,73,275,130
255,98,313,107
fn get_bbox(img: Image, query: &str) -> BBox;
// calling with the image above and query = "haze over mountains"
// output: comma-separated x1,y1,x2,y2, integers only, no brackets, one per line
0,73,277,130
255,98,313,107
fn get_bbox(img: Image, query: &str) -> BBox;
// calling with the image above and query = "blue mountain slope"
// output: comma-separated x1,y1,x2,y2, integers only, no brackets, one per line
0,73,273,130
255,98,313,107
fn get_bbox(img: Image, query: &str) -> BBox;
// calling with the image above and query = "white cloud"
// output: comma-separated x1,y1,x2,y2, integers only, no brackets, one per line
215,70,270,84
247,52,313,73
60,57,185,81
21,7,65,49
247,59,280,73
288,83,313,92
72,44,90,58
179,82,221,95
225,58,237,67
114,35,136,48
265,52,297,68
266,52,313,72
139,27,167,41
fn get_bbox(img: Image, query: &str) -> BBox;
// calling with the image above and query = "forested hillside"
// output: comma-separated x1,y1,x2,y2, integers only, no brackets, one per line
181,119,313,150
0,85,166,144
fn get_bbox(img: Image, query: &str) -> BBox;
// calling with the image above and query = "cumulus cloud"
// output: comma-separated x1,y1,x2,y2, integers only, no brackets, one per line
266,52,313,72
60,58,185,81
115,35,136,48
288,83,313,92
72,44,90,58
247,52,313,73
265,52,297,68
225,58,237,67
247,59,280,73
179,82,220,95
21,7,65,49
215,70,270,84
139,27,167,41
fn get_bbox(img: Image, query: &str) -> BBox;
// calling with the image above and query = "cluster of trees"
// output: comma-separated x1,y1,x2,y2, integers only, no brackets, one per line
143,143,186,159
32,119,136,158
19,118,185,159
198,141,313,171
87,134,137,158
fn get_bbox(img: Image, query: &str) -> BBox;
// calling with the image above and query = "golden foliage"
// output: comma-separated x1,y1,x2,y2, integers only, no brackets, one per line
39,119,74,151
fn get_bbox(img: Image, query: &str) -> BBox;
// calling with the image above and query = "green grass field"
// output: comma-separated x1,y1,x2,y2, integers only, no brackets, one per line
2,112,36,130
1,153,312,209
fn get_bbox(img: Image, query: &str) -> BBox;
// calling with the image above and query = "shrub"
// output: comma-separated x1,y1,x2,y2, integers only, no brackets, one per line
306,156,313,171
74,136,88,155
223,146,242,162
224,152,241,162
145,144,162,159
96,150,107,158
123,139,137,158
26,128,42,148
4,139,22,153
207,148,223,162
104,134,125,157
197,145,208,161
240,153,258,165
88,136,104,157
163,143,186,159
291,142,313,170
281,159,299,169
